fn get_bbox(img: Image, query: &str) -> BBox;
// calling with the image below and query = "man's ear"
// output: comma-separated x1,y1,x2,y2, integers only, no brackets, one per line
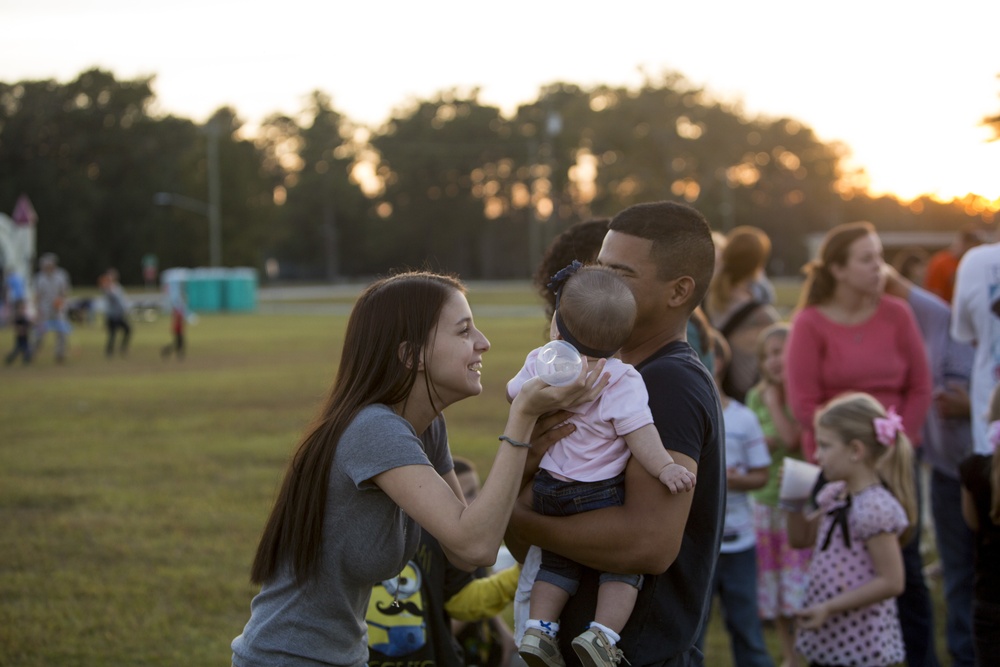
665,275,697,308
398,342,425,371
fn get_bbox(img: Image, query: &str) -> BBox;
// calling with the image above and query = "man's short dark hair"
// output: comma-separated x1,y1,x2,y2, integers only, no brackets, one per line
609,201,715,312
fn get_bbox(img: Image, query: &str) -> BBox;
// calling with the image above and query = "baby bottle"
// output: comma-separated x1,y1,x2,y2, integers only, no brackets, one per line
535,340,583,386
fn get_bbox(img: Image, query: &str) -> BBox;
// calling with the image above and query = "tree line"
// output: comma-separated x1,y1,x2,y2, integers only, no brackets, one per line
0,68,993,285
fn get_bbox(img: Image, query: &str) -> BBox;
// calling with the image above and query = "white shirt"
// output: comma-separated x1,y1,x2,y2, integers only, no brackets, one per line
951,242,1000,454
721,400,771,553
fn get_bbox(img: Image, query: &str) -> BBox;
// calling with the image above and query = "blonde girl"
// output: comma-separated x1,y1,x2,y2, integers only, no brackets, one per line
959,384,1000,665
786,392,916,667
746,323,808,667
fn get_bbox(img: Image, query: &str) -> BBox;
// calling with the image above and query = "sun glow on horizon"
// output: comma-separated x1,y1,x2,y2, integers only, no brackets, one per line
3,0,999,209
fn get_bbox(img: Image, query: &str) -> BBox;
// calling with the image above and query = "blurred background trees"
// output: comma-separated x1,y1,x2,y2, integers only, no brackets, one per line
0,68,994,284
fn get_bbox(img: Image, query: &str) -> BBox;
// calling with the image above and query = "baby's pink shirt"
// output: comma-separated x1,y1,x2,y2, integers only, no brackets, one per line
507,351,653,482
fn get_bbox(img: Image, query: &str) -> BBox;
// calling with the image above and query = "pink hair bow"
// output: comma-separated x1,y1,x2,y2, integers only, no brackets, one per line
988,420,1000,452
873,406,904,447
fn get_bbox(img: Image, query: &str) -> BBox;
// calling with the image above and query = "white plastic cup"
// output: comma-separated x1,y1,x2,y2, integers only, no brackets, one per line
535,340,583,387
779,458,822,501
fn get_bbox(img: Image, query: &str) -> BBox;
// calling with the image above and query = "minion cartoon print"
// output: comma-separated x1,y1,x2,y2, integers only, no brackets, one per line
366,560,427,657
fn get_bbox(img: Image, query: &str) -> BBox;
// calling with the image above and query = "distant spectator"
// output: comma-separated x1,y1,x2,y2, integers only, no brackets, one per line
705,226,780,402
959,384,1000,666
951,240,1000,457
746,323,809,667
4,299,32,365
33,252,71,364
786,393,916,667
925,227,980,303
533,219,611,321
697,331,774,667
100,268,132,358
3,269,27,324
161,284,190,361
885,265,976,666
712,230,728,285
892,246,930,287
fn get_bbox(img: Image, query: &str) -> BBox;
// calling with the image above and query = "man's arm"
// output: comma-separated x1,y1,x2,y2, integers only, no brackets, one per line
507,449,696,575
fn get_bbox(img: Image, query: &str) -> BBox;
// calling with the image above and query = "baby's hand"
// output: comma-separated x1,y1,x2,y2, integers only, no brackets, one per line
658,462,696,494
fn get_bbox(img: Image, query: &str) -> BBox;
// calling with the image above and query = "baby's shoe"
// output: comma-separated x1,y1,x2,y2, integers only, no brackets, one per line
571,626,626,667
519,627,566,667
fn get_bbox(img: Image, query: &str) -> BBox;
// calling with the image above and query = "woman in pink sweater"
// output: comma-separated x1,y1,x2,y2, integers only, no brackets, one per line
785,220,938,667
786,221,932,463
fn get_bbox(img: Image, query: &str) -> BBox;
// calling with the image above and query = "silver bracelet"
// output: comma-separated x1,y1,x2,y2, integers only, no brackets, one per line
498,435,531,448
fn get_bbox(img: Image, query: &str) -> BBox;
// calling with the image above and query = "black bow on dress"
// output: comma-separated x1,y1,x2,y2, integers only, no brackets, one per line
820,494,852,551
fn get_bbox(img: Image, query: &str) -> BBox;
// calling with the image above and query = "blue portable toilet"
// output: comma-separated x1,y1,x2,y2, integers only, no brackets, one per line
222,268,258,312
184,268,224,312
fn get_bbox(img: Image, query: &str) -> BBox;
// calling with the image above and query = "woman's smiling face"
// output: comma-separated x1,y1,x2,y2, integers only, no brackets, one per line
422,290,490,408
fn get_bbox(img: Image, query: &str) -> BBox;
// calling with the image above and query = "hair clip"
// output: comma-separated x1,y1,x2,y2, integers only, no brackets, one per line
873,406,904,447
546,260,583,296
988,420,1000,452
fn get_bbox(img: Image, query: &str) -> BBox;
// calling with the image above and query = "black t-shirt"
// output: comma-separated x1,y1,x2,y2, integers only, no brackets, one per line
558,340,726,666
367,532,472,667
959,454,1000,604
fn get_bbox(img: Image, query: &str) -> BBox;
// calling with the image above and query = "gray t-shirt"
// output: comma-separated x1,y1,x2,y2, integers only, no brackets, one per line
34,267,70,318
232,404,453,667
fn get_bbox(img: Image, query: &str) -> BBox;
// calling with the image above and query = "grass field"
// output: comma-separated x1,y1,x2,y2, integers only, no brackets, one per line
0,281,950,666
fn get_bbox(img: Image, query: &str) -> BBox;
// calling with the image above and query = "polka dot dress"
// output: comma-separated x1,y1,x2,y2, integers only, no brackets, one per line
795,481,907,666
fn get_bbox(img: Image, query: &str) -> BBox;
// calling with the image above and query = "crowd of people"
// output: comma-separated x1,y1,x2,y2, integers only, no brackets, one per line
1,253,190,365
228,203,1000,667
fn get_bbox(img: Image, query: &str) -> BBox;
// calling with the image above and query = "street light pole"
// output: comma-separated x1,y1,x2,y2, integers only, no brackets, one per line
206,120,222,268
153,119,223,267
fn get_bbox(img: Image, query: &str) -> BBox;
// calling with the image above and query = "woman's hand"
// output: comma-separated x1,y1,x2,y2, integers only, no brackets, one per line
512,357,609,418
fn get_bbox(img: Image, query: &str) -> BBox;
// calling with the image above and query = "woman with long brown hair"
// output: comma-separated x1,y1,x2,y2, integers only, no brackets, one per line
231,271,606,667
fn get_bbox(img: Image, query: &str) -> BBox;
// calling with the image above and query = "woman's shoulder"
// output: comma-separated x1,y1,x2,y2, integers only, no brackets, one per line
789,304,825,331
344,404,413,440
876,294,924,334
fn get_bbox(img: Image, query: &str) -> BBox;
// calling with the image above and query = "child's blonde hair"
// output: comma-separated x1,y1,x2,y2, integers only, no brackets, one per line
815,392,917,544
752,322,790,389
987,385,1000,525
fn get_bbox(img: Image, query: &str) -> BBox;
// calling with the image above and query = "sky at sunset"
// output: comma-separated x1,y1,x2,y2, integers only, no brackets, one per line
3,0,999,203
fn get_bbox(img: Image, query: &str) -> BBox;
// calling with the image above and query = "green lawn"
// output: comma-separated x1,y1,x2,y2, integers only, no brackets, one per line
0,282,950,666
